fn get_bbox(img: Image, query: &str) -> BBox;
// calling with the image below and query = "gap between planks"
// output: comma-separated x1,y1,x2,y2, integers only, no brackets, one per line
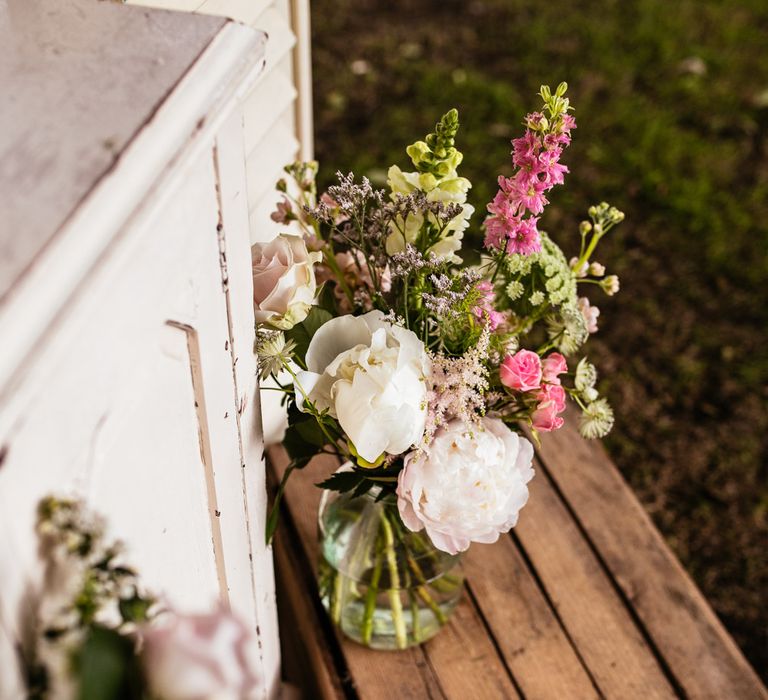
531,412,768,700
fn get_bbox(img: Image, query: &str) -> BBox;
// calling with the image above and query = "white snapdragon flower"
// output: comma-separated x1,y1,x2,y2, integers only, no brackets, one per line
295,311,429,463
397,417,535,554
384,165,474,262
251,234,322,330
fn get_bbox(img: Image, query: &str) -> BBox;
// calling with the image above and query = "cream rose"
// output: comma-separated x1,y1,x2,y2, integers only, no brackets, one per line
384,165,474,262
295,311,429,462
141,607,259,700
251,234,321,330
397,417,535,554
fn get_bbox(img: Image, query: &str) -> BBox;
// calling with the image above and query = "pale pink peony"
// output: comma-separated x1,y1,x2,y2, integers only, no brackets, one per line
141,607,260,700
500,349,542,392
541,352,568,385
397,417,534,554
532,383,566,432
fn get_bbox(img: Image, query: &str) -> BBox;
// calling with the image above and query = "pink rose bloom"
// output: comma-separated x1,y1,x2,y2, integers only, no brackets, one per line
578,296,600,334
500,349,542,392
542,352,568,385
141,607,260,700
532,384,566,432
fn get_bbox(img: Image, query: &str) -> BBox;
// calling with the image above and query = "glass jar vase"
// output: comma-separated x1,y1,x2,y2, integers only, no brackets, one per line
317,485,464,650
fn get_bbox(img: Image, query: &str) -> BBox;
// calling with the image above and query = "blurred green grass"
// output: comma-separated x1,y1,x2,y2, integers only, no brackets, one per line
311,0,768,676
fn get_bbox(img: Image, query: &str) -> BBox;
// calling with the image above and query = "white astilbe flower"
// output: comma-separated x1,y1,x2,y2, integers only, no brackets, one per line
423,326,490,445
579,398,615,438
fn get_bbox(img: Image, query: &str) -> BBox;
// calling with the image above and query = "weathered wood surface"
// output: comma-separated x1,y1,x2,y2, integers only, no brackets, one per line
0,0,225,303
267,424,767,700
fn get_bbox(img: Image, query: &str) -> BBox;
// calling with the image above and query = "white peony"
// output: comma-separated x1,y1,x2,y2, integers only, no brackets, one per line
251,234,322,330
397,417,535,554
141,607,260,700
384,165,474,262
295,311,429,463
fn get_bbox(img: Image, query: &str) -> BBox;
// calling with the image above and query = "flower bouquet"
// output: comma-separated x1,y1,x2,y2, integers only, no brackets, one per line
254,83,623,649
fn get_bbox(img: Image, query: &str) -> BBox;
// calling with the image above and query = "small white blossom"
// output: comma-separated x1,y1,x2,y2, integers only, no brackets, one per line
601,275,620,296
579,398,614,438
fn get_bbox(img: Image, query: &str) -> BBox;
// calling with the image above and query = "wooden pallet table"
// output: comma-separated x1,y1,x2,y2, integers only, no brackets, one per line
267,410,766,699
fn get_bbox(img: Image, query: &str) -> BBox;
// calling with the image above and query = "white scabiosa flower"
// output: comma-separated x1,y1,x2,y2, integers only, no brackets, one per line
579,398,615,438
397,417,535,554
295,311,430,463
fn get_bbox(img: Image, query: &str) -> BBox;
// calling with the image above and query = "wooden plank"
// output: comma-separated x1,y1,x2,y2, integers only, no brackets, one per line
274,526,347,699
535,414,768,699
215,109,282,694
267,447,520,700
420,597,521,700
515,458,678,698
464,538,600,699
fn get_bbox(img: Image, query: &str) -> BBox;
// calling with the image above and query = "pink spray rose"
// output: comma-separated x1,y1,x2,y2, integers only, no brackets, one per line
531,383,566,432
500,349,542,392
541,352,568,385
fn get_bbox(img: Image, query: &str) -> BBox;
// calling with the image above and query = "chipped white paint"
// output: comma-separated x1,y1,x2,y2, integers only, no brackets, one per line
125,0,313,243
0,1,280,697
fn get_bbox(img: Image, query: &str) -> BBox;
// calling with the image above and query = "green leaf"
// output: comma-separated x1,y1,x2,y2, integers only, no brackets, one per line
283,423,321,466
118,592,152,624
73,625,143,700
285,307,333,362
265,464,296,545
317,470,365,492
352,479,375,498
295,416,328,447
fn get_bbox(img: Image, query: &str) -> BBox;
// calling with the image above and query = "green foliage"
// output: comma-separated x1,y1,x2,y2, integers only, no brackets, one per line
72,626,143,700
285,306,333,364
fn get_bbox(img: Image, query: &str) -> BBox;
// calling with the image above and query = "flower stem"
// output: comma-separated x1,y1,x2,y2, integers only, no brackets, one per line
409,589,422,644
330,570,343,625
380,514,407,649
361,540,383,645
389,514,448,625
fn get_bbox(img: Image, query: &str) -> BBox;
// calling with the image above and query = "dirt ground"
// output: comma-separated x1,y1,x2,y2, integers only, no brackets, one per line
310,0,768,677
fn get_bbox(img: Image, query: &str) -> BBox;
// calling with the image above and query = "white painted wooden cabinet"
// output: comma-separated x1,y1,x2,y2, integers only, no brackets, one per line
0,0,308,696
128,0,315,243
